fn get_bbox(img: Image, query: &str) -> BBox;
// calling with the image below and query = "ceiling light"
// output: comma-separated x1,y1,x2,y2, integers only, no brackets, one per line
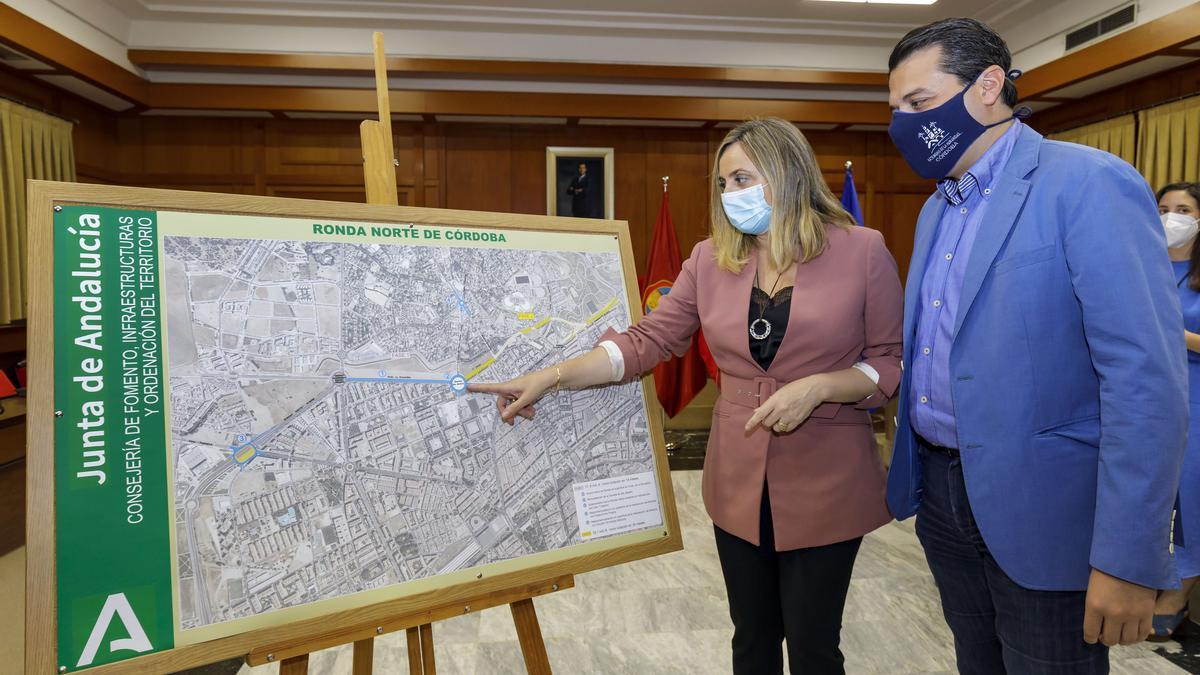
809,1,937,4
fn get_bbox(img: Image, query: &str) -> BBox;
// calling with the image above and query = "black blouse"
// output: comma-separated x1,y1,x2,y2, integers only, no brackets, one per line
748,286,792,371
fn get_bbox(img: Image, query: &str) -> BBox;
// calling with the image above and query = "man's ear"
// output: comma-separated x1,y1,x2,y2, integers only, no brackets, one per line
977,65,1006,106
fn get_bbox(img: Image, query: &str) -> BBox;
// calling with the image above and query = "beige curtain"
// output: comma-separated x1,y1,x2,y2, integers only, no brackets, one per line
0,99,76,324
1136,94,1200,191
1048,114,1137,165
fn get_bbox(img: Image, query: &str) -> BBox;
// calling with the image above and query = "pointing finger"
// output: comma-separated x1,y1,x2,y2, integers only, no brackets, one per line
745,401,773,432
502,391,538,422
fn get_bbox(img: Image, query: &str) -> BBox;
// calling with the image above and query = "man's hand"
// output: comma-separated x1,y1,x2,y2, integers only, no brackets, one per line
1083,568,1155,646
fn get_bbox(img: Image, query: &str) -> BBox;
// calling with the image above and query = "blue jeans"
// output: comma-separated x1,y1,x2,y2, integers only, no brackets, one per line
916,445,1108,674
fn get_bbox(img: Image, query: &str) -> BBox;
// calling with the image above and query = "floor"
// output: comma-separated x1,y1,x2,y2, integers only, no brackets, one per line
4,470,1197,674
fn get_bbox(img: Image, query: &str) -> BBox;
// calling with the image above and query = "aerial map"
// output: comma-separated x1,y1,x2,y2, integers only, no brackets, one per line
162,235,661,631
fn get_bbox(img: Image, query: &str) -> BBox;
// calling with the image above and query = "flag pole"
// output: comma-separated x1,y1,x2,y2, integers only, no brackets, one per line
657,174,669,432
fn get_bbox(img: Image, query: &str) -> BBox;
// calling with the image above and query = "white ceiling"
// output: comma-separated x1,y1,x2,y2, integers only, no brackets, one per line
28,0,1195,71
104,0,1011,38
141,71,894,102
5,0,1200,121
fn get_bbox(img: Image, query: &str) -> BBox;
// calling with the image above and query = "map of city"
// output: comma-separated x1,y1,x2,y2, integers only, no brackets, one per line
162,235,660,631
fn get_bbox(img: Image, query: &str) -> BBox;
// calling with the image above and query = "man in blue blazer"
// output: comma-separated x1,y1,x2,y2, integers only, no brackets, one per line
885,18,1187,673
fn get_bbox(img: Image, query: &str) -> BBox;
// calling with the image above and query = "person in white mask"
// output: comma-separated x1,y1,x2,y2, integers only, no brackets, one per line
472,118,904,674
1152,181,1200,640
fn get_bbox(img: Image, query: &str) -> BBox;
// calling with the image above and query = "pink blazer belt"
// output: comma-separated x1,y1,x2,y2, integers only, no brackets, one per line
717,371,844,420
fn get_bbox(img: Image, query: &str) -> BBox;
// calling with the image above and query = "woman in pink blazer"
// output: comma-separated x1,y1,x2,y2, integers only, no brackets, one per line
471,118,903,674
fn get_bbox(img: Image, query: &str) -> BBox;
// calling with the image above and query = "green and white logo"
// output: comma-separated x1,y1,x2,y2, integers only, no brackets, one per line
76,593,153,667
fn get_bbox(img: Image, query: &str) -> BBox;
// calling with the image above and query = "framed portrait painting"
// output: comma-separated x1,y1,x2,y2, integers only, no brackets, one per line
546,146,615,220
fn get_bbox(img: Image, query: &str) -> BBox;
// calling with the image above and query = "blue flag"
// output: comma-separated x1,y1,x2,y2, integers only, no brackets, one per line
841,164,865,226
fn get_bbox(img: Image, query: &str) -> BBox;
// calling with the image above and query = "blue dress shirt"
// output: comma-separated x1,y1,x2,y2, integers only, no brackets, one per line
909,121,1024,448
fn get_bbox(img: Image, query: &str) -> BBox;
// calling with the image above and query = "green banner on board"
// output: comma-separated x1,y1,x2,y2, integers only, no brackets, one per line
53,206,172,671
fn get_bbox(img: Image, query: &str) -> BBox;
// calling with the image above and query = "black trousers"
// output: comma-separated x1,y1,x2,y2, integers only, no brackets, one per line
714,486,863,675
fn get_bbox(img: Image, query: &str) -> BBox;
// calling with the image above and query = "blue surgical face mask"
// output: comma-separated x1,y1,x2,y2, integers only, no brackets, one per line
721,183,772,235
888,76,1017,180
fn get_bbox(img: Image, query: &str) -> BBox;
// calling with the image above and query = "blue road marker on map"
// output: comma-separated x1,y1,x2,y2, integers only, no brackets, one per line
448,289,472,316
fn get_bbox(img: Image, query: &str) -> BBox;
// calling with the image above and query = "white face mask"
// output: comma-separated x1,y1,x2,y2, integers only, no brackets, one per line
721,183,772,235
1162,212,1199,248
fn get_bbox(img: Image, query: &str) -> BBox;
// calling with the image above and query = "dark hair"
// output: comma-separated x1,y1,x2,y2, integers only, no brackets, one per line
1157,182,1200,290
888,18,1018,108
1156,181,1200,206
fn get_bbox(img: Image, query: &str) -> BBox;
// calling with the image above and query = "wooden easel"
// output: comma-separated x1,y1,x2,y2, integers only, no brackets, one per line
268,33,566,675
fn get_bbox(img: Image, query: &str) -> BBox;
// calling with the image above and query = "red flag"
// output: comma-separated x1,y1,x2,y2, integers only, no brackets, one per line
641,182,710,417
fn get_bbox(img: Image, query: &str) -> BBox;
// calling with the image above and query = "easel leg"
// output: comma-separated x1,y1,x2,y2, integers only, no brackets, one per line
279,653,309,675
419,623,437,674
510,599,552,675
352,637,374,675
406,627,423,675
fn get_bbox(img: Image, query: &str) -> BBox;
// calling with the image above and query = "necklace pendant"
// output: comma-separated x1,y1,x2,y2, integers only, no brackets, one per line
749,318,772,340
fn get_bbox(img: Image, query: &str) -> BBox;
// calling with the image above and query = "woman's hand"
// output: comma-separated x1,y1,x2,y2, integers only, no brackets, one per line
745,374,829,434
468,368,558,425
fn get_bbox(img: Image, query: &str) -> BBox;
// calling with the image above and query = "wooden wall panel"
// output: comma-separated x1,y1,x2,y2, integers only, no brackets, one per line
860,133,934,282
422,129,445,208
643,134,711,262
611,134,650,270
443,125,513,213
506,125,552,217
139,116,242,176
76,117,928,280
266,119,367,175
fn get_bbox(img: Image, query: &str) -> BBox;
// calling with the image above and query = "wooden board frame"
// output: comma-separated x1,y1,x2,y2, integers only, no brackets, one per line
25,179,682,674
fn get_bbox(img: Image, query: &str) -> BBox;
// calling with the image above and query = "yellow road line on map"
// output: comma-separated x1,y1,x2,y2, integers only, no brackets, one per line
473,298,620,380
586,297,618,325
519,317,551,334
467,357,496,379
565,297,619,342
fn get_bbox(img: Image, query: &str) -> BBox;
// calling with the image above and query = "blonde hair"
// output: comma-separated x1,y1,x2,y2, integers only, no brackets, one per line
710,118,856,273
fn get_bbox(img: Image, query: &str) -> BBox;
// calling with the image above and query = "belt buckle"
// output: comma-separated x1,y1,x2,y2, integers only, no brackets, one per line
754,376,776,405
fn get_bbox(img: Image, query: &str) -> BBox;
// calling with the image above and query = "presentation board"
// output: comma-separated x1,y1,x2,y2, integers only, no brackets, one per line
25,181,681,674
